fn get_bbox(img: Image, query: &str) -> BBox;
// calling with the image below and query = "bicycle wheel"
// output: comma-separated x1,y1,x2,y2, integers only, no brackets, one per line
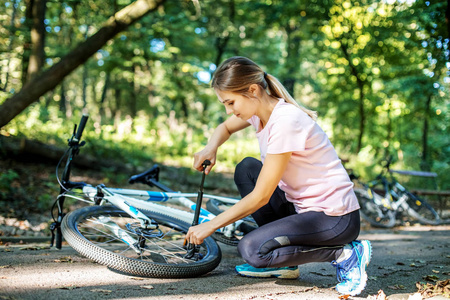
206,198,258,246
401,192,441,225
354,188,396,228
61,205,221,278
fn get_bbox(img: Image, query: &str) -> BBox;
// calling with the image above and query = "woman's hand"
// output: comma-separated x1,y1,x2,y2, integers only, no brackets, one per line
186,222,216,245
193,147,217,174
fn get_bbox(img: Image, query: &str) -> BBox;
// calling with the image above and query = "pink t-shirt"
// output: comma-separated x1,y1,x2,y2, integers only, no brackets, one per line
247,99,359,216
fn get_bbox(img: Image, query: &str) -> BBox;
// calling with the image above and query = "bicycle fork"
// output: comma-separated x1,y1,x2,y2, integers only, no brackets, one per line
50,194,66,249
87,186,160,255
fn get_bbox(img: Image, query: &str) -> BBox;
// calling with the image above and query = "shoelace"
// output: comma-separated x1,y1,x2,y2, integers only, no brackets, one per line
335,241,362,283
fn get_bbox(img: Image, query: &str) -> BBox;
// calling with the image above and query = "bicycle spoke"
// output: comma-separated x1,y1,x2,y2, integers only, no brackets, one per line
75,213,203,264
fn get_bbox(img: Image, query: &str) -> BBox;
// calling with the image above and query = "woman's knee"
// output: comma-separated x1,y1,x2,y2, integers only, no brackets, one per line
237,235,270,268
234,157,262,184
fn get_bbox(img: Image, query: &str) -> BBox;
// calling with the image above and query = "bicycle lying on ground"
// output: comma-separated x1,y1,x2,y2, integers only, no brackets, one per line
49,114,255,278
351,158,441,228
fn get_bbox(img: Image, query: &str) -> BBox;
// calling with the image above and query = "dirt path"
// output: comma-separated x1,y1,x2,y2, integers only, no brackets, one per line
1,225,449,300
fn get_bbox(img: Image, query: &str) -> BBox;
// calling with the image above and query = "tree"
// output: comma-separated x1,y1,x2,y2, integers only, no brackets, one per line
0,0,166,129
27,0,47,82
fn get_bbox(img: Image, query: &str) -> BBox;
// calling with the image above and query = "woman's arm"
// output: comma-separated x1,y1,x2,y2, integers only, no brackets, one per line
186,152,292,245
193,115,250,174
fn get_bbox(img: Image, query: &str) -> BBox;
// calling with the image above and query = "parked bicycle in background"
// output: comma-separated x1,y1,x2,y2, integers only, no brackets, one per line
351,157,442,228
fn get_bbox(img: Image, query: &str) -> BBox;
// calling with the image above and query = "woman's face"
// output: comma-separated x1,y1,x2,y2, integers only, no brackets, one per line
215,90,257,121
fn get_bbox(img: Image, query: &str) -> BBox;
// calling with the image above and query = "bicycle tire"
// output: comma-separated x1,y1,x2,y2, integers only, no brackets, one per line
401,192,441,225
61,205,221,278
206,198,258,246
354,188,396,228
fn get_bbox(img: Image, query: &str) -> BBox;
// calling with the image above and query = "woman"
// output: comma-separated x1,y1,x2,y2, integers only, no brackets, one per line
186,56,371,296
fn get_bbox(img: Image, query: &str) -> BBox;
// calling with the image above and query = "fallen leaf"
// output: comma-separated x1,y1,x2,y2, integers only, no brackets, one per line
338,294,349,299
309,271,333,277
130,277,145,281
19,246,49,250
367,289,387,300
417,260,426,264
432,270,440,274
90,289,112,294
423,274,439,282
141,285,154,289
0,265,12,269
396,262,405,265
416,279,450,298
59,285,79,290
388,284,406,290
54,256,73,263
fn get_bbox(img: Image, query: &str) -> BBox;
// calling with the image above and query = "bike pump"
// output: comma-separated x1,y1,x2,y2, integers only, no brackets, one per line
184,160,211,259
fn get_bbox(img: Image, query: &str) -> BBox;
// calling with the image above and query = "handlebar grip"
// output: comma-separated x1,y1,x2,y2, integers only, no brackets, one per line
75,114,89,140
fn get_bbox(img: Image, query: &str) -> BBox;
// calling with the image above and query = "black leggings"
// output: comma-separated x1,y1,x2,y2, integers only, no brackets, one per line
234,157,360,268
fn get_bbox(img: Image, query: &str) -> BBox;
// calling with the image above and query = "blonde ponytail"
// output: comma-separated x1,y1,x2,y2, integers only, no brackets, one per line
265,73,317,120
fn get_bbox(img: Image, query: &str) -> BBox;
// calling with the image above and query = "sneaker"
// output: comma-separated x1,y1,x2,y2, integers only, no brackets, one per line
235,263,299,279
333,240,372,296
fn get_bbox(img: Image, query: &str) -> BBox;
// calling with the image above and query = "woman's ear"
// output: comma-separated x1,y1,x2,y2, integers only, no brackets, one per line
248,84,260,96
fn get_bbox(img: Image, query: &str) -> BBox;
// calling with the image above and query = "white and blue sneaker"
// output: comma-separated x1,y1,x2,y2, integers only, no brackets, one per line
332,240,372,296
235,264,299,279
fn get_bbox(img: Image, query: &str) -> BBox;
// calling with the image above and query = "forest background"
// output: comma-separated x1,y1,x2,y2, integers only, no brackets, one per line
0,0,449,203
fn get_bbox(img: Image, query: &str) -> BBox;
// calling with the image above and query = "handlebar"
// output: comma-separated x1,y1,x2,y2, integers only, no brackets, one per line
64,180,87,189
52,114,91,249
74,114,89,141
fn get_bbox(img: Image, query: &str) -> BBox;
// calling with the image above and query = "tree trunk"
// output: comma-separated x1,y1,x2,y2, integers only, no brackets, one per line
27,0,47,82
208,0,235,118
0,135,128,171
21,0,33,86
1,0,20,91
81,26,90,108
0,0,166,129
340,40,366,153
421,95,432,171
446,0,450,41
130,64,138,119
82,64,89,108
113,75,122,130
59,81,67,116
99,72,110,121
213,0,235,68
282,24,301,96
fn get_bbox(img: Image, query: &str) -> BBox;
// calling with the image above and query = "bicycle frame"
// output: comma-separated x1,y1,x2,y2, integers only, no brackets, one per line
82,186,243,237
368,172,409,212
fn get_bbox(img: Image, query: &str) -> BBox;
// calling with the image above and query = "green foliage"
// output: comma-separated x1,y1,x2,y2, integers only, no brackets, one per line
0,170,19,197
0,0,448,193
